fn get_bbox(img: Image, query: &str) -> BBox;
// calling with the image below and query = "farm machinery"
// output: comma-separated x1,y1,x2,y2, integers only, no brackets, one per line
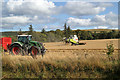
1,35,46,58
65,35,86,45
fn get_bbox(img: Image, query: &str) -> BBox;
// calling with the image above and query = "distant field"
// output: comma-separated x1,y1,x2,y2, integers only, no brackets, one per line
44,39,119,50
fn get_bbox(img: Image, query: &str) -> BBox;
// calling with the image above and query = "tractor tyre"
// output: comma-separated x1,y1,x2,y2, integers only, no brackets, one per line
30,46,39,58
10,45,23,55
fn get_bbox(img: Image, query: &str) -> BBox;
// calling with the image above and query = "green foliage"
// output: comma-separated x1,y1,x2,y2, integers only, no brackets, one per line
80,31,93,40
99,31,107,39
55,29,63,37
106,42,114,56
63,23,73,38
11,36,17,42
41,28,46,34
106,42,115,62
47,32,56,42
116,31,120,38
67,26,72,38
87,31,93,40
28,25,33,35
18,28,22,35
80,31,87,40
64,23,67,38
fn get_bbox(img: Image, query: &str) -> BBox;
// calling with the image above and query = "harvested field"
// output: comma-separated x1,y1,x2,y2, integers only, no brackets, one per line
2,39,120,78
44,39,119,50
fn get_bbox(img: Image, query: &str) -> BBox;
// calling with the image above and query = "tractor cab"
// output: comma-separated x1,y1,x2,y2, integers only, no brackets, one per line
18,35,32,43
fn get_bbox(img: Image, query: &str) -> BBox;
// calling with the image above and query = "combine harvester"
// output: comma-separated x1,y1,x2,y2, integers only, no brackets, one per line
0,35,46,58
65,35,86,46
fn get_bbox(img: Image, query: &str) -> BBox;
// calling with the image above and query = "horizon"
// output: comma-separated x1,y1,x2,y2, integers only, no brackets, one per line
1,28,119,33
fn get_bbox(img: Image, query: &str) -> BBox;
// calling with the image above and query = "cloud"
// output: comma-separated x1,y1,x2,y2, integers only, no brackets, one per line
2,16,30,24
5,0,56,16
59,2,113,16
1,1,117,30
1,15,57,29
67,12,118,29
67,17,91,26
1,16,30,29
1,0,57,29
94,26,108,29
34,25,63,31
105,12,118,28
98,3,113,7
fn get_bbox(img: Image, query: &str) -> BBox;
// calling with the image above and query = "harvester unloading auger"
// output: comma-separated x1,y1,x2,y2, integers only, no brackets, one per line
65,35,86,46
8,35,46,58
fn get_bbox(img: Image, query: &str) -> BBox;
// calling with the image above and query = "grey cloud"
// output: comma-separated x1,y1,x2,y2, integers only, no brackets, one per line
58,2,107,16
67,12,118,29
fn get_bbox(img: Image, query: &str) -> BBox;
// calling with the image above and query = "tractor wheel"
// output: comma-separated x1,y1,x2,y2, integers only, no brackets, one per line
30,46,39,58
10,45,23,55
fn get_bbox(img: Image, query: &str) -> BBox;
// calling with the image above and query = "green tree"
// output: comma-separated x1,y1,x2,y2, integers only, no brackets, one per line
111,30,117,38
80,31,88,40
67,26,72,38
93,31,98,39
64,23,67,38
18,28,22,35
55,29,63,41
28,25,33,35
106,42,114,61
107,30,117,39
107,31,113,39
75,30,82,40
47,32,56,42
87,31,93,40
99,31,107,39
39,33,47,42
75,29,80,37
55,29,63,36
117,31,120,38
41,28,46,34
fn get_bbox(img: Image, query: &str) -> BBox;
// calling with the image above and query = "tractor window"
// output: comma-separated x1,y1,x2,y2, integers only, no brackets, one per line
18,36,27,42
28,36,32,41
18,36,32,42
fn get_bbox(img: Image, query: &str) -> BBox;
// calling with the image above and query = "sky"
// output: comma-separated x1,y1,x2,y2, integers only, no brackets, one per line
0,0,119,32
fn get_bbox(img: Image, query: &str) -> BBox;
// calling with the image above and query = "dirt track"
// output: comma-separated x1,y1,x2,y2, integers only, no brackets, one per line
44,39,119,50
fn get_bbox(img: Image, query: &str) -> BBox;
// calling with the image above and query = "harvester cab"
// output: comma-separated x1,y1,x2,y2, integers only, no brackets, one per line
66,35,86,45
9,35,46,58
70,35,79,43
67,35,79,45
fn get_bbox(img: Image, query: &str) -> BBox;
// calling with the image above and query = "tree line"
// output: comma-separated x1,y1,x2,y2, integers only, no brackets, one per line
4,24,120,42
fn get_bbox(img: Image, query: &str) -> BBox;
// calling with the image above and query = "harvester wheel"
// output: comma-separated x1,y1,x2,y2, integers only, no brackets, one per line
10,45,23,55
30,46,39,58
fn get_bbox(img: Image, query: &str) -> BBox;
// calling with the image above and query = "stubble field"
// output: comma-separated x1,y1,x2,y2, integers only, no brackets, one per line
2,39,120,78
